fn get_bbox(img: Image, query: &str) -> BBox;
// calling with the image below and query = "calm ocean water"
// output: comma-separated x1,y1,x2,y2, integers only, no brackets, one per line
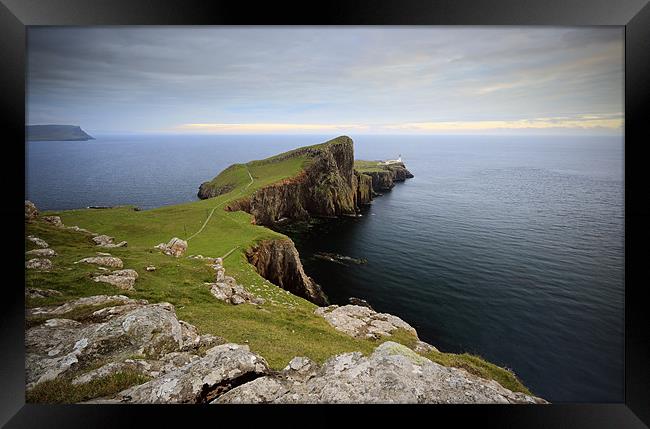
26,134,624,402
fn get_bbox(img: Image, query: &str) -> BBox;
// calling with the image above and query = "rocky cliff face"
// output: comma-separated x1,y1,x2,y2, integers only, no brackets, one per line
201,136,412,224
197,182,235,200
246,239,328,306
365,162,414,192
226,136,365,225
354,171,374,206
200,136,413,307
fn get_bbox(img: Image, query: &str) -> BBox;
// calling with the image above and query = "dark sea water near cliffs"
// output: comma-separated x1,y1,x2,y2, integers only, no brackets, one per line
26,134,624,402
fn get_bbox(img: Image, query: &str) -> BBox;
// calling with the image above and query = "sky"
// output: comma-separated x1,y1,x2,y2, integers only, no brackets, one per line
27,27,624,135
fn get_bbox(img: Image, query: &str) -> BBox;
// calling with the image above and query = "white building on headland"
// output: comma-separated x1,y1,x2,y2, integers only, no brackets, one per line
379,154,402,165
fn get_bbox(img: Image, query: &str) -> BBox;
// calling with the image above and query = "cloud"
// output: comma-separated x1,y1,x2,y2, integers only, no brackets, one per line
383,114,623,133
177,123,370,133
27,27,624,135
173,113,622,134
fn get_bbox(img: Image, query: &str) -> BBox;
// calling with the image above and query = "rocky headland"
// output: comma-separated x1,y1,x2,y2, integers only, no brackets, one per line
197,136,415,307
24,136,545,404
26,125,95,141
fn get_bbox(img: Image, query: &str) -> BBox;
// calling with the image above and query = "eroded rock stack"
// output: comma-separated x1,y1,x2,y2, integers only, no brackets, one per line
245,239,327,306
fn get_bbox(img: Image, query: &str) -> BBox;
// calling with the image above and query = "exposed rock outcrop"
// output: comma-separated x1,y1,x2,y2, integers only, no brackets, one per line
155,237,187,257
246,239,328,306
26,258,53,271
25,201,38,221
204,258,265,305
66,225,97,235
92,235,128,248
105,344,269,404
26,288,63,299
26,299,186,389
27,235,49,248
216,342,546,404
92,269,139,290
27,295,144,318
74,256,124,269
26,248,57,258
315,304,417,340
197,182,235,200
363,162,414,192
42,216,64,227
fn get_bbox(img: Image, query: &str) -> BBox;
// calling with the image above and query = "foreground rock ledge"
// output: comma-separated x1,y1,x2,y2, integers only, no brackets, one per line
215,342,546,404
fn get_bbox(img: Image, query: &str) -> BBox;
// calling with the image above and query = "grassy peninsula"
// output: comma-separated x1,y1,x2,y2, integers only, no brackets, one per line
26,136,532,399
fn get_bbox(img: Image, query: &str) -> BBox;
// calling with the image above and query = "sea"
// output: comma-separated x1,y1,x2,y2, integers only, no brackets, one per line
26,134,624,402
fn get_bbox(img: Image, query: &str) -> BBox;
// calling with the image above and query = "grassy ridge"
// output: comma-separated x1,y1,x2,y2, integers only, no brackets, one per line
27,136,533,397
354,159,388,173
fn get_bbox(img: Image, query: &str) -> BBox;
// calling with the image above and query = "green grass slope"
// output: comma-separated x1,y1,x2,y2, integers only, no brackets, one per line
354,159,389,173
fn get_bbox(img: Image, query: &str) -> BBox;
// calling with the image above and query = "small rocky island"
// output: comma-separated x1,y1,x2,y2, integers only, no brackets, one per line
26,124,94,141
24,136,545,404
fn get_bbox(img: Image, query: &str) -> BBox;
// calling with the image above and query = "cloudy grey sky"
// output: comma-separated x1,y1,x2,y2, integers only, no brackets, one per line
27,26,624,135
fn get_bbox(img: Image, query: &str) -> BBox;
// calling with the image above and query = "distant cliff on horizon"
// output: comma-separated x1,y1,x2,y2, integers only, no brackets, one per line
26,125,94,141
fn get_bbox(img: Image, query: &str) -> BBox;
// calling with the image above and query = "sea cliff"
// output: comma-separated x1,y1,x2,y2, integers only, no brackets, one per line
199,136,414,225
24,137,541,404
197,136,414,305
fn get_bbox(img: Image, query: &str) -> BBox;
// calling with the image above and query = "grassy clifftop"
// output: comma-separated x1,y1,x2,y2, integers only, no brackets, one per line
28,135,532,397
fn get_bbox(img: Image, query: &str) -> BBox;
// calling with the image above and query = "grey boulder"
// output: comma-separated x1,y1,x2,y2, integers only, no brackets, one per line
215,342,547,404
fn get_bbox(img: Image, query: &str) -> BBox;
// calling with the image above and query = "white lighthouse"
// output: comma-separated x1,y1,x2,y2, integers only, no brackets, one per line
381,154,403,165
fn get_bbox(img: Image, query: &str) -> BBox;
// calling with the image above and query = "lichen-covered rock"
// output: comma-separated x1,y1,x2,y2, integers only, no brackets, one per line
25,288,59,299
27,235,49,248
205,278,259,306
93,269,139,290
71,361,139,386
155,237,187,257
75,256,124,269
26,288,62,299
42,215,64,227
93,235,128,248
66,225,96,235
25,201,39,221
27,295,146,319
414,340,439,354
26,258,53,271
26,300,184,389
230,295,246,305
108,344,269,404
215,342,546,404
315,305,417,339
26,248,57,258
179,320,200,350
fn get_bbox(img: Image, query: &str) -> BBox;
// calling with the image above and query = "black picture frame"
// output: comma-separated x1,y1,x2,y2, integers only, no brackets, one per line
2,0,649,427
